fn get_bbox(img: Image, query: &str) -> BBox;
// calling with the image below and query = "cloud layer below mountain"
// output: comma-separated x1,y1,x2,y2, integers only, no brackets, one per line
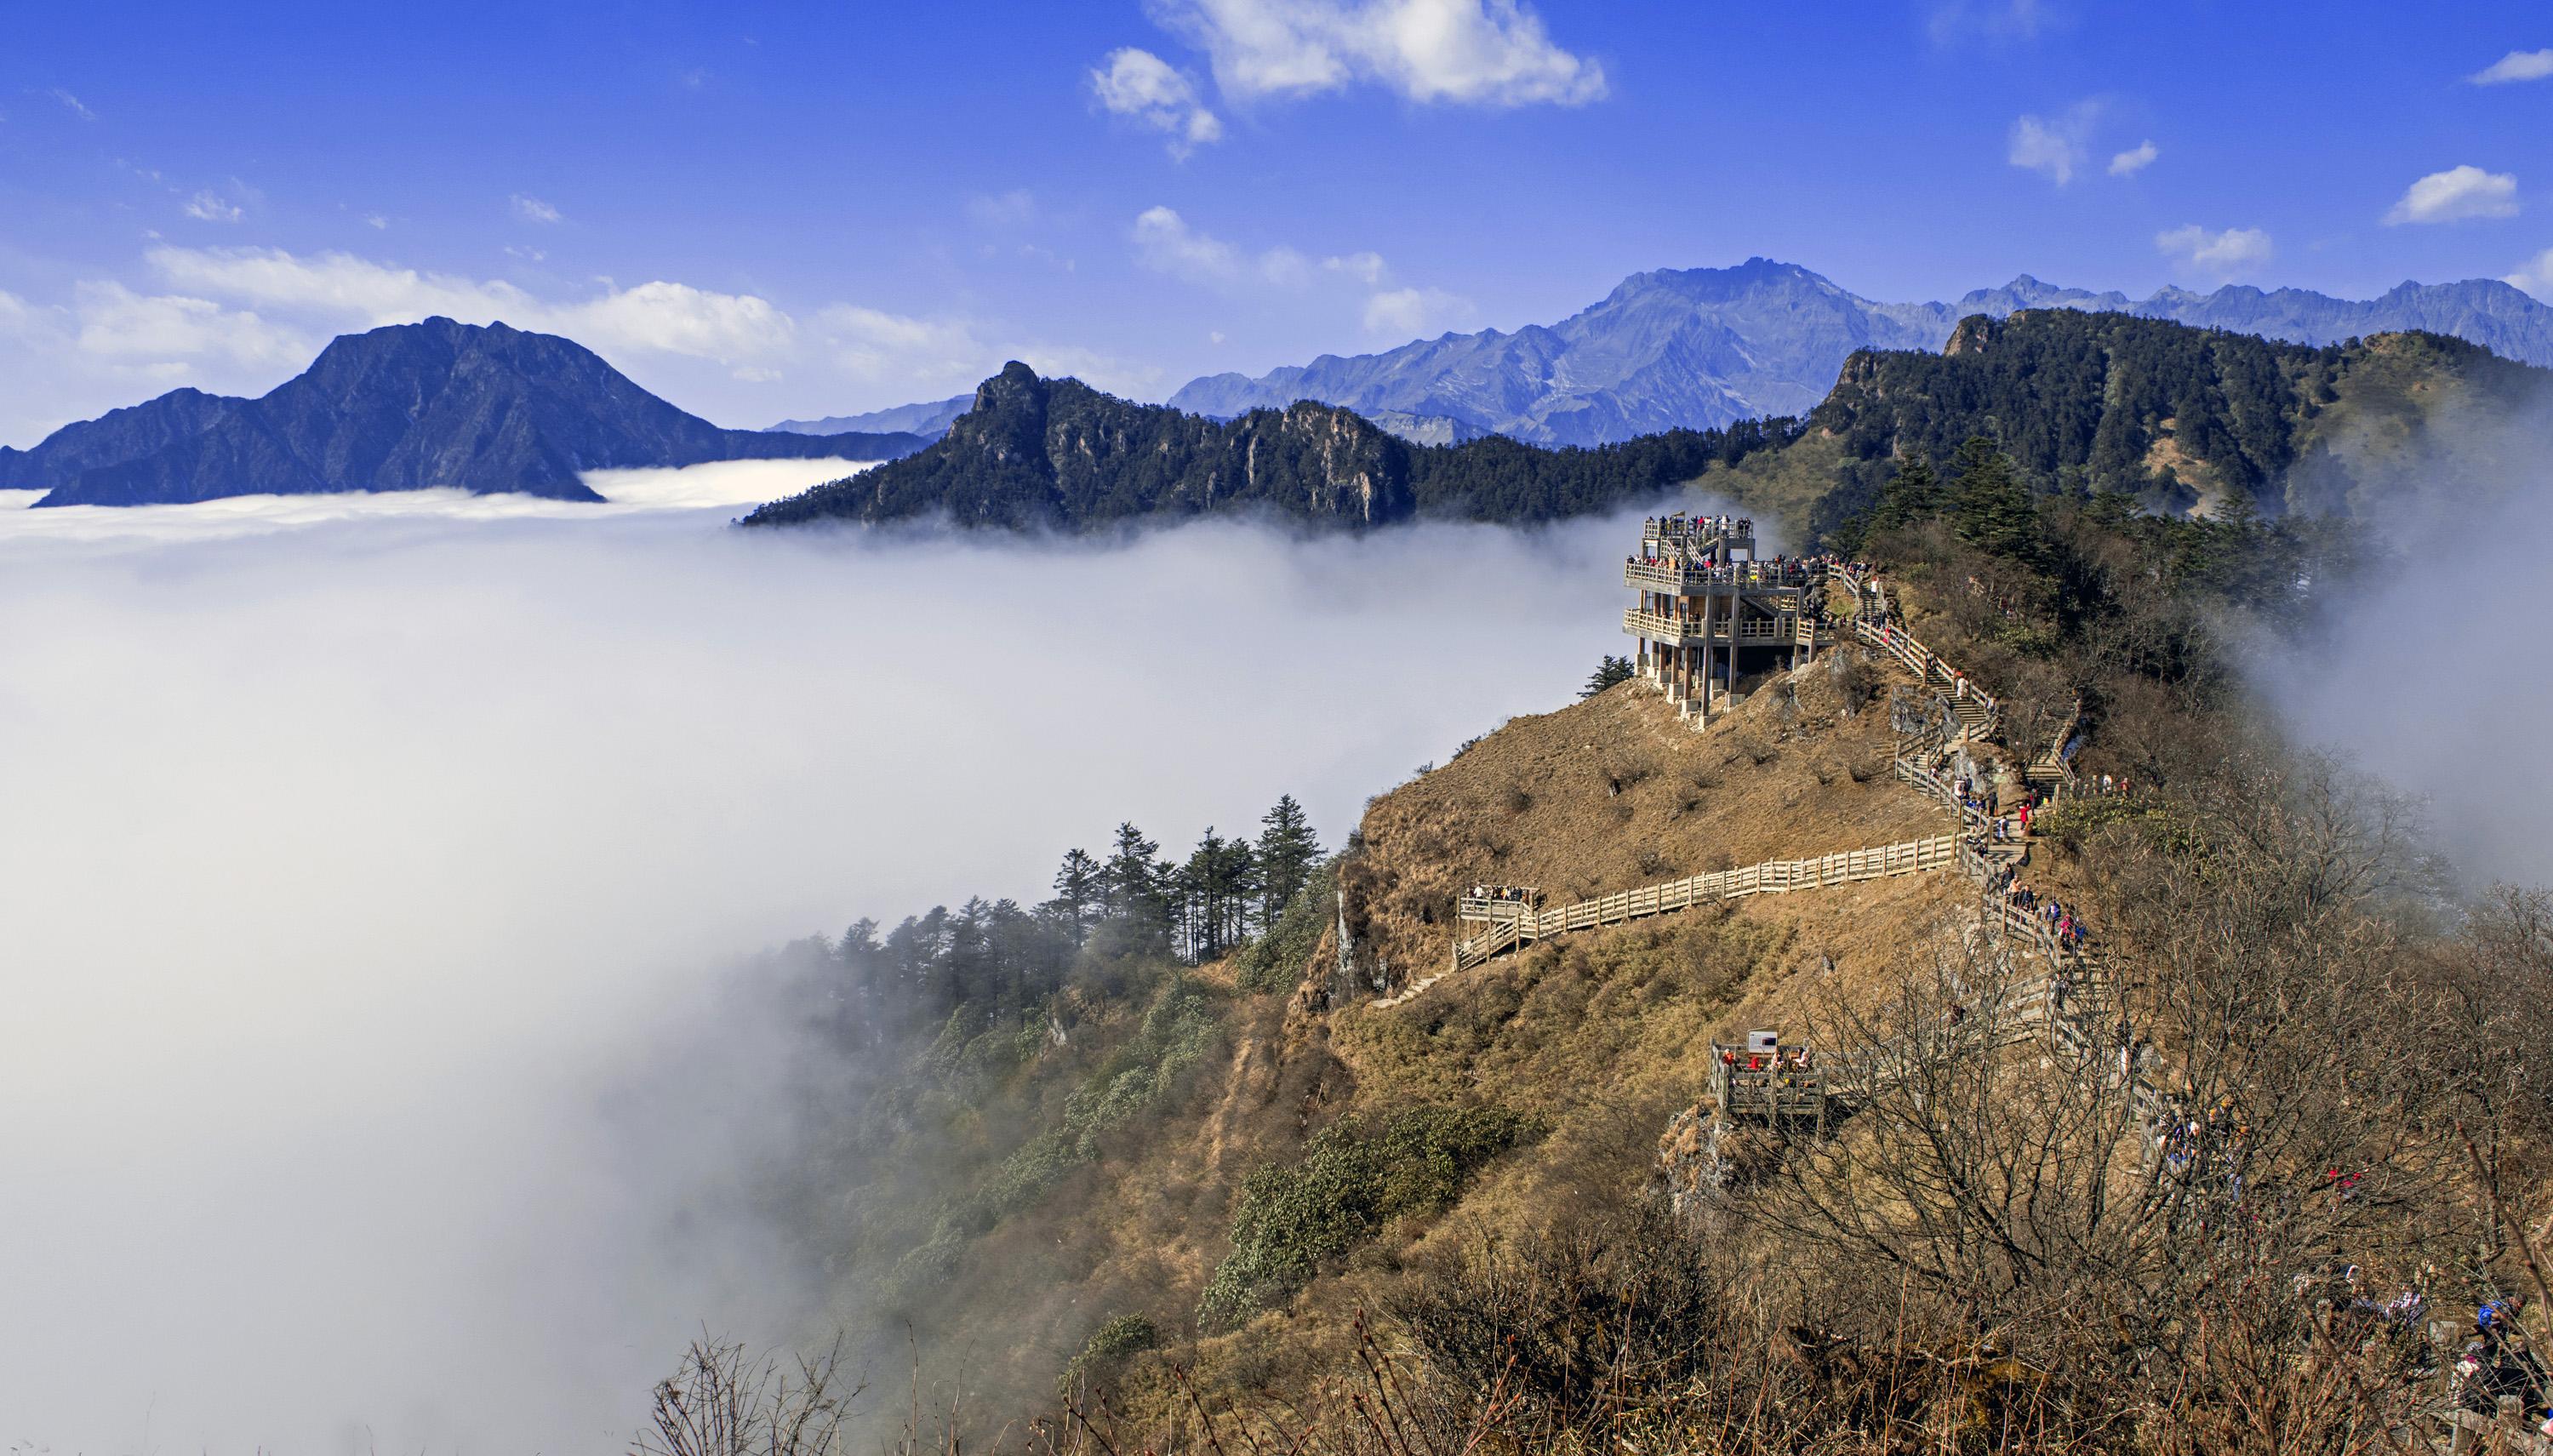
0,476,1679,1453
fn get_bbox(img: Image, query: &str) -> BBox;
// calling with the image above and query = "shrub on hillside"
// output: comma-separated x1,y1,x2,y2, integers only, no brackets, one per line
1200,1103,1543,1324
1058,1312,1161,1396
1234,860,1338,994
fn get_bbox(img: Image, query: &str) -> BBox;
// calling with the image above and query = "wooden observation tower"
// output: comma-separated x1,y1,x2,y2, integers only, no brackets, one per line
1623,514,1825,726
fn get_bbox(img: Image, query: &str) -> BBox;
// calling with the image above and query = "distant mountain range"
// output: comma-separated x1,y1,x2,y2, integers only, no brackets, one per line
5,318,929,508
1162,260,2553,447
768,394,974,441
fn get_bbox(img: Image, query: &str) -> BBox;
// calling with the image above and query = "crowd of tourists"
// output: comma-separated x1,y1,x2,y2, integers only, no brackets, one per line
1720,1044,1816,1076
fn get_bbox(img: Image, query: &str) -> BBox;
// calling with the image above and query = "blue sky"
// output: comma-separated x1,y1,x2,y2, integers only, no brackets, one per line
2,0,2547,445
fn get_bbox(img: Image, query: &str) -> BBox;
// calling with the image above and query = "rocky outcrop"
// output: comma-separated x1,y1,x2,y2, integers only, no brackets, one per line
743,362,1416,530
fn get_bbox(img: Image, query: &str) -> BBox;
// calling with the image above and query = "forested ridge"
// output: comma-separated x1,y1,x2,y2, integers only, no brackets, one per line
1786,309,2553,540
739,361,1798,531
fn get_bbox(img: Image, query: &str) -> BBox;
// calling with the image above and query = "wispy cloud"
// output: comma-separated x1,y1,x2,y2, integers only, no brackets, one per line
2008,109,2086,185
1129,207,1471,341
1144,0,1603,108
2470,49,2553,85
511,193,564,225
49,87,95,121
1362,286,1475,337
182,190,244,224
2155,223,2273,281
2107,140,2158,177
2506,247,2553,301
2384,164,2519,225
1090,48,1222,157
1131,206,1305,286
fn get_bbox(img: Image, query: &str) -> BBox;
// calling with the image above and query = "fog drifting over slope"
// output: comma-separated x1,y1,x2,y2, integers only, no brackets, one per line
0,466,1670,1453
2257,467,2553,890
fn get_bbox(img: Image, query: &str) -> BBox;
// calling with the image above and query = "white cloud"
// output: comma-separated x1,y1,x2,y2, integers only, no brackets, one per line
2470,49,2553,85
2155,223,2273,281
1132,205,1251,283
0,245,1110,445
363,213,390,231
1325,250,1389,285
0,500,1675,1453
2385,164,2520,225
2108,140,2157,176
1129,208,1468,342
511,193,564,225
570,281,797,363
141,246,795,367
182,190,245,223
50,88,95,121
1155,0,1605,106
1362,285,1474,337
1090,47,1223,156
814,303,986,385
68,281,310,369
2007,102,2099,186
2506,247,2553,301
1131,207,1380,292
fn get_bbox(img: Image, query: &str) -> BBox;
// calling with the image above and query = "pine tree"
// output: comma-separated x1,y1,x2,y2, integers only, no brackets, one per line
1945,436,2040,563
1254,795,1322,930
1581,654,1634,698
1046,847,1105,945
1103,822,1166,928
1869,454,1940,532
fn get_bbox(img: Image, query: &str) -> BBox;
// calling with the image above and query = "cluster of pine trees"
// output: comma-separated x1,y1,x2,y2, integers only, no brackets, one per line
823,797,1324,1045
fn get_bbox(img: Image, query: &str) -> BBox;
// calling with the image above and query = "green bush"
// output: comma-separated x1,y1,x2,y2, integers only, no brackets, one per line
1200,1103,1542,1323
1234,859,1338,994
1058,1311,1162,1396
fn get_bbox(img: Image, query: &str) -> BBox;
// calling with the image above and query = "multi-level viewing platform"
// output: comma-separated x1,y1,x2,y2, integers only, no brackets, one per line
1623,514,1826,725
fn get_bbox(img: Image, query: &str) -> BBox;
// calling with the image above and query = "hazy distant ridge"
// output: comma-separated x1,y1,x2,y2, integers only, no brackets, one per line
1167,260,2553,447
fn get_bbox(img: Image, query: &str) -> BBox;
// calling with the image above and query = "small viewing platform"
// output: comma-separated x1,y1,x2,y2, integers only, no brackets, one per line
1711,1031,1831,1126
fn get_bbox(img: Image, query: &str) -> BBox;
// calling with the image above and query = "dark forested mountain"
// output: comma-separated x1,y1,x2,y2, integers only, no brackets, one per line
1168,260,2553,447
0,387,242,494
1721,309,2553,542
767,394,974,441
16,318,928,507
750,314,2553,545
739,361,1796,531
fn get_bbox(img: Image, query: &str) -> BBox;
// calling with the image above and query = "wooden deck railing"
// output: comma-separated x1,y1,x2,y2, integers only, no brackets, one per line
1625,560,1817,592
1624,608,1806,643
1442,834,1957,975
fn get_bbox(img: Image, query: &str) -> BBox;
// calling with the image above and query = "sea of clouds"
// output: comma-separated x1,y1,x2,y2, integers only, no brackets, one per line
0,461,1668,1453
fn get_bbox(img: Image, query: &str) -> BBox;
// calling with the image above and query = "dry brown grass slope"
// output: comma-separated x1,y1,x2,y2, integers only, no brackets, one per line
886,642,2005,1438
1339,648,1952,986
